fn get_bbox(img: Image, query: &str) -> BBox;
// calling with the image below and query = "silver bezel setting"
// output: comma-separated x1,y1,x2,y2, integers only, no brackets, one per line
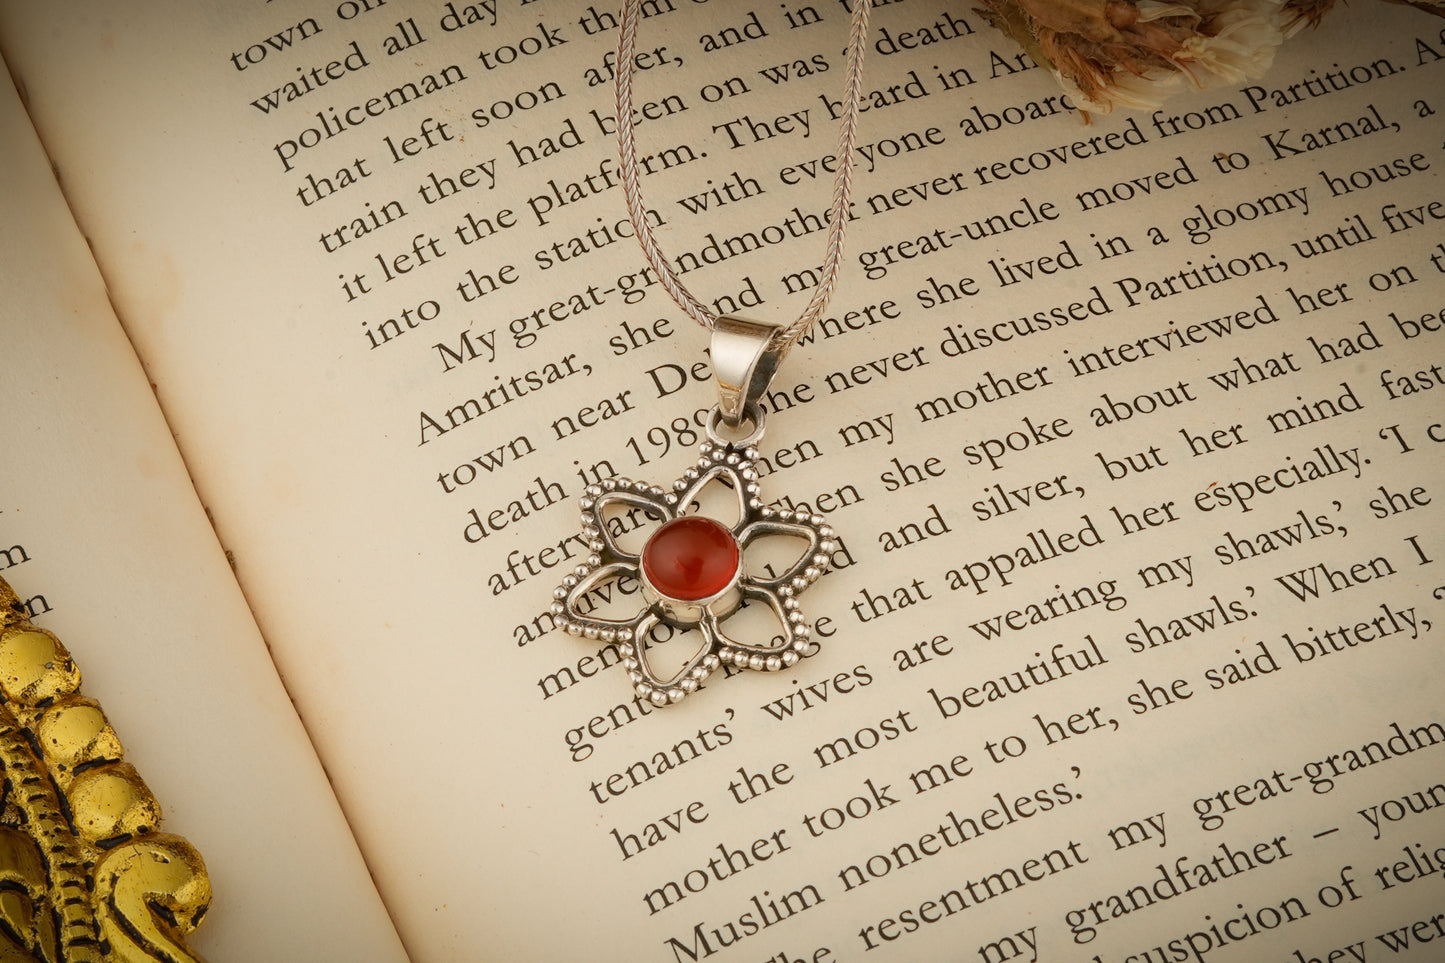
637,519,745,626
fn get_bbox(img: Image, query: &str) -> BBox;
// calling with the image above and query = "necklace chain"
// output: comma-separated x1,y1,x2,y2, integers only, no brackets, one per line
615,0,872,359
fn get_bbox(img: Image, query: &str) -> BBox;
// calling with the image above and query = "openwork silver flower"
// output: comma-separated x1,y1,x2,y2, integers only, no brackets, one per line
549,435,835,706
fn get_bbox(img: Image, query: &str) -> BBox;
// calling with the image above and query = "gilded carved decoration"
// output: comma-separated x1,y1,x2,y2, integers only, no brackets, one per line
0,576,210,962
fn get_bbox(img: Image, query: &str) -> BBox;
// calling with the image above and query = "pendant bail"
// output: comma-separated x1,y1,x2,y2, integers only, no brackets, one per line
711,315,783,428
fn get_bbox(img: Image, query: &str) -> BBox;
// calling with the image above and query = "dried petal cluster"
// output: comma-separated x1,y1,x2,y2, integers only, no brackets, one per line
976,0,1288,112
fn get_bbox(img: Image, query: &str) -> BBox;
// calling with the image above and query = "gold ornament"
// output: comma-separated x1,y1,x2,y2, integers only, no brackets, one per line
0,575,210,963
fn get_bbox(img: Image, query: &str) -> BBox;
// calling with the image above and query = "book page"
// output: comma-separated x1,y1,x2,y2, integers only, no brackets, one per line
3,2,1442,960
0,58,410,963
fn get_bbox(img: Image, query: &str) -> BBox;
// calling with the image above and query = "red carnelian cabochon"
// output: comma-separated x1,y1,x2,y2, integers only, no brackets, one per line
642,516,740,601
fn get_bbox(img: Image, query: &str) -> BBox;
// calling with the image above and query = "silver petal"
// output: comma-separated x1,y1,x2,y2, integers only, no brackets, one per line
560,561,648,634
736,517,828,592
586,488,671,563
629,613,721,701
710,585,807,666
675,463,748,530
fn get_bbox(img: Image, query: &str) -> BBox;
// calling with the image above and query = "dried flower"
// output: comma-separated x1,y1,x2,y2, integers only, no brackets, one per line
977,0,1288,112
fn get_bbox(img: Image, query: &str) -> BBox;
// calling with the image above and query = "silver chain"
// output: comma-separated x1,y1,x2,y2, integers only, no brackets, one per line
615,0,872,358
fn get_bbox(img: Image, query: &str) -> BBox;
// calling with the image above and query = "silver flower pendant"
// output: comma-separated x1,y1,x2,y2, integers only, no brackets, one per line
549,409,836,706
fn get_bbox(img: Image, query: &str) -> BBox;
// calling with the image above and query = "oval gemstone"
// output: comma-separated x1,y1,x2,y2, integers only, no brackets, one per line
642,516,740,602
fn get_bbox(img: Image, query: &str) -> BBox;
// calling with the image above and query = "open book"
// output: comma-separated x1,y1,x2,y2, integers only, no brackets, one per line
1,1,1442,959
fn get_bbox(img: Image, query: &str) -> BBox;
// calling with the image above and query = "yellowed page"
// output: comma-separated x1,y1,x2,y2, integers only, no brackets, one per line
3,2,1443,960
0,58,410,962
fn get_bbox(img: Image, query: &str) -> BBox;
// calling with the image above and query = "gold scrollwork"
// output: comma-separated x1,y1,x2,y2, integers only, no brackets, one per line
0,576,210,963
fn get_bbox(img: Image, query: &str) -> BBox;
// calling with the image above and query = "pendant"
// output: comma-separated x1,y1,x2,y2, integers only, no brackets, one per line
549,318,836,705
